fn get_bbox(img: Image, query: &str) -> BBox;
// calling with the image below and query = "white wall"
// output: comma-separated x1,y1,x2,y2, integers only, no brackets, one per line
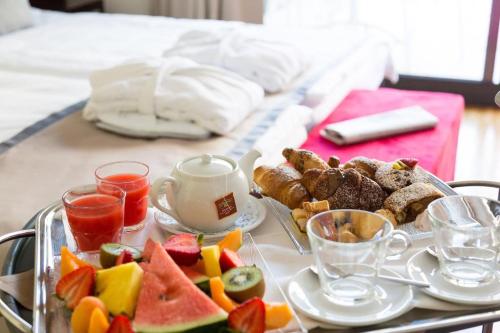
104,0,153,14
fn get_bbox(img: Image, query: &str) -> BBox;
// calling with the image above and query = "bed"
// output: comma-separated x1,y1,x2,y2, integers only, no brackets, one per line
0,8,395,145
0,8,394,265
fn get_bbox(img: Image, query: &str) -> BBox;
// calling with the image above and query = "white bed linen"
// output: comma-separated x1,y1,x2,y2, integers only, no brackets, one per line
0,9,394,146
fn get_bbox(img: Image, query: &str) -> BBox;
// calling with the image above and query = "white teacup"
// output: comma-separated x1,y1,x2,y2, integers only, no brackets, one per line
150,151,260,233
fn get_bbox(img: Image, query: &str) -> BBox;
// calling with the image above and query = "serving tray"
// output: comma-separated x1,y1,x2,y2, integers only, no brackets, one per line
27,203,306,333
265,170,458,254
3,185,500,332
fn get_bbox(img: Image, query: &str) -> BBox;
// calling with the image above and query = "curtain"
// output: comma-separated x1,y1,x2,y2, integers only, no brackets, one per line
152,0,263,23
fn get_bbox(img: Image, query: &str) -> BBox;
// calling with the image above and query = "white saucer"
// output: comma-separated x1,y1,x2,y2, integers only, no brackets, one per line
407,249,500,306
287,267,414,327
154,197,266,239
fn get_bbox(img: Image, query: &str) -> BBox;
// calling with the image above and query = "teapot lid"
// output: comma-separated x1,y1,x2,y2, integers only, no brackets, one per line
179,154,235,177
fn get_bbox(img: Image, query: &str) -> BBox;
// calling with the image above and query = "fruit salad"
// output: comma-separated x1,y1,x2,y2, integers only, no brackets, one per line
55,228,293,333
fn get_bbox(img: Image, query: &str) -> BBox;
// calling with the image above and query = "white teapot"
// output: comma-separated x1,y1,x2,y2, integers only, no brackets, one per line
150,150,261,232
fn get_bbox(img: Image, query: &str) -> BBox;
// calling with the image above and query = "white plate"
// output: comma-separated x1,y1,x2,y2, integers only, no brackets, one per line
287,267,414,327
407,249,500,306
154,196,266,239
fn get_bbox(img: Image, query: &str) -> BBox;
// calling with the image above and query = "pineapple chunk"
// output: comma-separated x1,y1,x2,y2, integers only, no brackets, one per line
96,262,143,317
201,245,222,277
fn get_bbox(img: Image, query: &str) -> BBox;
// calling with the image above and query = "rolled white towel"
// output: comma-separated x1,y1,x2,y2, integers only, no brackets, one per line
163,30,306,93
83,57,264,136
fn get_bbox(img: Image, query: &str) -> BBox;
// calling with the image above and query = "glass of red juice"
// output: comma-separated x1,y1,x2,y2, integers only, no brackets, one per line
62,184,125,252
95,161,150,231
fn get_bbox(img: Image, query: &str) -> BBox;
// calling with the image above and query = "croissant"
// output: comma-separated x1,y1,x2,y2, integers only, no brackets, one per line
282,148,329,174
253,165,311,209
303,168,386,212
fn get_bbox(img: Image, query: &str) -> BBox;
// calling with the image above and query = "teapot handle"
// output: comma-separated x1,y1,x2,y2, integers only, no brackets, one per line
150,177,180,220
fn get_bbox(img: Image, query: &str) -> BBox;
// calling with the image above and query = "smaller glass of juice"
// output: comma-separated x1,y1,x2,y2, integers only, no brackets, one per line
62,184,125,252
95,161,150,231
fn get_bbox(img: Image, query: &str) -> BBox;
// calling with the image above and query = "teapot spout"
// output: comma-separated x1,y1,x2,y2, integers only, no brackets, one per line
238,149,262,189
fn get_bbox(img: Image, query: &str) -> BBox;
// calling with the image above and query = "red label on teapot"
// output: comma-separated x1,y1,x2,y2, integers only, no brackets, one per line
215,193,237,220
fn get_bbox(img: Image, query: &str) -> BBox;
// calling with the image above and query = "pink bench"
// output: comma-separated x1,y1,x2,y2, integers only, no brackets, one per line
301,88,464,181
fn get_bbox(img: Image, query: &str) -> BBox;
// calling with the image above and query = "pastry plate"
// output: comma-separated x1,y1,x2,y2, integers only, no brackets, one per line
265,170,457,254
154,196,266,239
31,201,304,333
288,267,414,327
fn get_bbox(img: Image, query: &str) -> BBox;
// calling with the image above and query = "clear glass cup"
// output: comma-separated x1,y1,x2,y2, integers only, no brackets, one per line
428,195,500,287
62,184,125,252
307,210,411,306
95,161,150,232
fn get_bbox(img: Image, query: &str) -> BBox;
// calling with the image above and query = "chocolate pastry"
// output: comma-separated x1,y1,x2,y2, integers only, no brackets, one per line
303,168,386,212
301,168,343,200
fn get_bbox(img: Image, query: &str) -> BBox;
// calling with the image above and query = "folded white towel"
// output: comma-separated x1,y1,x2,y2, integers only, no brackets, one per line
163,30,306,93
83,57,264,136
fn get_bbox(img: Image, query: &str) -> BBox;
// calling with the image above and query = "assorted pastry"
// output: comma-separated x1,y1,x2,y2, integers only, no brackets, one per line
55,229,293,333
253,148,444,233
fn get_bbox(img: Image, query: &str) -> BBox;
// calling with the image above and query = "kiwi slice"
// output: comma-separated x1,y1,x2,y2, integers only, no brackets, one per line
100,243,142,268
221,266,265,303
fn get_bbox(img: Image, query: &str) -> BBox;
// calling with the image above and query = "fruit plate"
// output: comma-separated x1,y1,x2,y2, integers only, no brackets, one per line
32,202,307,333
264,170,458,255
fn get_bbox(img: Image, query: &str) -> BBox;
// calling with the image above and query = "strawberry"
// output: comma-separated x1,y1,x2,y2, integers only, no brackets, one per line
55,266,95,310
399,158,418,169
219,249,244,273
163,234,201,266
107,315,134,333
115,250,134,266
228,297,265,333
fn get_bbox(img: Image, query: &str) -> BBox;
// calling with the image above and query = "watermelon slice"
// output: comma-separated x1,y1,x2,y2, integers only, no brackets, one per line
141,238,156,262
134,241,227,333
181,266,211,295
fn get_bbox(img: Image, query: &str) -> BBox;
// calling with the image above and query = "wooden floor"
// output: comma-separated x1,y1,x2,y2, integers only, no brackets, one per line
452,106,500,200
455,106,500,181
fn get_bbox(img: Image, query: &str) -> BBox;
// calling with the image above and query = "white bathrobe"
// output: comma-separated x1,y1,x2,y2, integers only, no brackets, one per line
83,57,264,138
163,30,306,93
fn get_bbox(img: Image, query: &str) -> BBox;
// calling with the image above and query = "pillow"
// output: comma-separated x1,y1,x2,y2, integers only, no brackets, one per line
0,0,33,35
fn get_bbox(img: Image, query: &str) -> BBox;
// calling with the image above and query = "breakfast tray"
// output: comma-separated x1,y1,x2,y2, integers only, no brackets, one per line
266,170,458,254
0,204,306,333
3,178,500,332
